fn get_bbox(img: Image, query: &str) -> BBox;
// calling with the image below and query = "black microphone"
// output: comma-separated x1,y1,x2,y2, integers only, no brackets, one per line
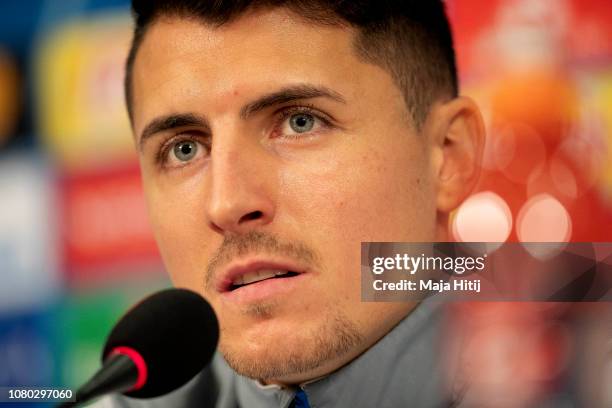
59,288,219,407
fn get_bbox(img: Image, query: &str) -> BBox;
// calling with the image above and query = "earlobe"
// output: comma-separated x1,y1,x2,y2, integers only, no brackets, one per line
433,96,485,213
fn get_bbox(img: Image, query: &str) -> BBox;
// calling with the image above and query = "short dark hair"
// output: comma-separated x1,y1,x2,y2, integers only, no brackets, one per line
125,0,458,129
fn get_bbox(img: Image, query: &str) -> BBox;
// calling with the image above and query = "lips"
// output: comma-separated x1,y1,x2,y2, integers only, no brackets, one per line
230,269,300,289
217,260,305,293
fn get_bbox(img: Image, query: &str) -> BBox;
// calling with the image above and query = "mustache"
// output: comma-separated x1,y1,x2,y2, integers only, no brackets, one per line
204,231,320,291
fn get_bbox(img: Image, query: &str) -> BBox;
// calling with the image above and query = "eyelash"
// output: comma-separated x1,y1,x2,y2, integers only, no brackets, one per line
273,105,334,138
155,105,335,167
157,133,208,167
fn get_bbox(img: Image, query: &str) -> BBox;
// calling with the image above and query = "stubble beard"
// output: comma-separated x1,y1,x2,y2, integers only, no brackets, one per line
206,231,364,382
219,307,364,382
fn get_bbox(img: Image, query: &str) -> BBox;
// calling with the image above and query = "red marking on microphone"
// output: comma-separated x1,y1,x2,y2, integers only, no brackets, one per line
110,346,148,390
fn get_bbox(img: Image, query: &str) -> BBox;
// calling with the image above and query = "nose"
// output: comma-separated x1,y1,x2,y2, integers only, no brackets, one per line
205,131,276,235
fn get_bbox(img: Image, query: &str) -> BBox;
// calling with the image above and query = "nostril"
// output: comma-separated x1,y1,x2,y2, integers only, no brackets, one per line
239,210,263,223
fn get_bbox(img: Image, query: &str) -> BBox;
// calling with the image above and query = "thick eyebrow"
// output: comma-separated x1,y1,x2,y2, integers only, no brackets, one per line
138,113,210,151
239,84,346,119
138,85,345,151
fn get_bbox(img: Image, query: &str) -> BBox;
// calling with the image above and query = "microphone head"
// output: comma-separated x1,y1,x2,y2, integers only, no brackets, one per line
102,288,219,398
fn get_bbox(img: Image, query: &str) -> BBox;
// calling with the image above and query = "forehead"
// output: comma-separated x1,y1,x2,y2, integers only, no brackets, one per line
134,9,357,76
131,9,401,131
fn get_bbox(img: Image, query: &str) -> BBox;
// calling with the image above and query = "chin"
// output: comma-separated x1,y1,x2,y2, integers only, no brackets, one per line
219,312,364,382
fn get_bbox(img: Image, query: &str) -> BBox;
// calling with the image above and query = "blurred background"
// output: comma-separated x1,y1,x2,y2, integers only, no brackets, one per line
0,0,610,407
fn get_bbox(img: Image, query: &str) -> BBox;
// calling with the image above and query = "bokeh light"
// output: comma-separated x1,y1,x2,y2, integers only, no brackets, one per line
452,191,513,249
517,193,572,243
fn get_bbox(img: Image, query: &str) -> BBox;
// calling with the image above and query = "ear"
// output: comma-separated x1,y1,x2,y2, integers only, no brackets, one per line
426,96,485,214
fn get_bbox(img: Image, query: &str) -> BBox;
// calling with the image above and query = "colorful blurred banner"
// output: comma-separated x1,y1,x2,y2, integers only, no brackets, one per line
445,2,612,406
449,0,612,243
59,162,162,286
0,1,170,396
0,307,60,408
0,155,59,314
36,12,134,169
0,48,20,146
57,279,169,389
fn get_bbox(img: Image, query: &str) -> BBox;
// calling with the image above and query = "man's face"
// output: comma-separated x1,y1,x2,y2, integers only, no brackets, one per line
132,9,439,383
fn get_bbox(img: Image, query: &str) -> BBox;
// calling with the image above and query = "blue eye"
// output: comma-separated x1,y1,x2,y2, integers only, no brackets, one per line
288,113,315,133
173,140,198,162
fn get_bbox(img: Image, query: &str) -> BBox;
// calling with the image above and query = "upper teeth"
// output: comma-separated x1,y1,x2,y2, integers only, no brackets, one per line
232,269,289,286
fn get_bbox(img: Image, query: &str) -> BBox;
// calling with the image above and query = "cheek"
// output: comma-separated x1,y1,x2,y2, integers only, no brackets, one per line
279,140,435,246
144,179,213,289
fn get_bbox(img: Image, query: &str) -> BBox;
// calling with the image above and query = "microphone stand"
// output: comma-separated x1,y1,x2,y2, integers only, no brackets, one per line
56,353,138,408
